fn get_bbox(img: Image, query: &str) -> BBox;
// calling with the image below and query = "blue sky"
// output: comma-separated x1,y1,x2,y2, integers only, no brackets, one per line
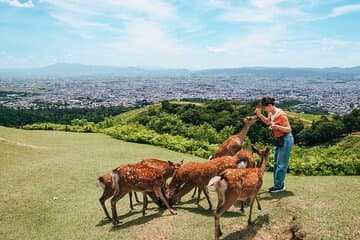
0,0,359,69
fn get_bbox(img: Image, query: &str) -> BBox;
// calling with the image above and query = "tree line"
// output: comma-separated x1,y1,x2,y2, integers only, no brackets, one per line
0,105,133,127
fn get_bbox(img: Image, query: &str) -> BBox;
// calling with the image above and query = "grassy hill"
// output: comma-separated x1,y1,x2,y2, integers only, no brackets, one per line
1,126,359,240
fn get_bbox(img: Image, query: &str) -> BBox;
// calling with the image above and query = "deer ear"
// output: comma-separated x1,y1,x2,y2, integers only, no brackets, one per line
168,160,174,165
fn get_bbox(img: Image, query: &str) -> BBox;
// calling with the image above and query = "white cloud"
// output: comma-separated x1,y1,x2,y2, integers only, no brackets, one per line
330,4,360,17
0,0,34,8
207,47,226,54
249,0,283,9
38,0,178,39
104,19,184,57
218,7,274,23
0,50,17,62
216,25,287,52
213,0,307,23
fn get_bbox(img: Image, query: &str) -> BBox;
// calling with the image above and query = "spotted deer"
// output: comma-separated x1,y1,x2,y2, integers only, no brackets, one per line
97,158,181,219
209,115,258,160
110,163,176,225
208,146,270,240
166,154,249,210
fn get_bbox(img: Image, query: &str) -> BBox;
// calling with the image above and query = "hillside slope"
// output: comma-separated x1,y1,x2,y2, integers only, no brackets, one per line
0,127,359,240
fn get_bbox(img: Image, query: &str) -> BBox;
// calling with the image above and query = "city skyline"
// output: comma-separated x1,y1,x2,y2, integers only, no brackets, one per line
0,0,360,69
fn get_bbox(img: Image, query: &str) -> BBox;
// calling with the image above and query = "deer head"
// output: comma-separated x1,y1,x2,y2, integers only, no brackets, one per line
239,115,258,125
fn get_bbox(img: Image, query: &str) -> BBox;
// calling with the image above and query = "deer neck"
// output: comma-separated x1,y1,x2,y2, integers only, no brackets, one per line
235,124,251,139
259,156,268,176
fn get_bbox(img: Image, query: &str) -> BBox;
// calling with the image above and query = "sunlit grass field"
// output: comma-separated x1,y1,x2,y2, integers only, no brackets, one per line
1,126,359,240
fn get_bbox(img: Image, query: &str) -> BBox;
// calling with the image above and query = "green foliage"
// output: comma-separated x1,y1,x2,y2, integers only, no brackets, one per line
297,115,345,146
342,108,360,134
22,121,97,133
288,139,360,175
0,105,132,127
104,123,216,158
145,113,187,135
14,101,360,176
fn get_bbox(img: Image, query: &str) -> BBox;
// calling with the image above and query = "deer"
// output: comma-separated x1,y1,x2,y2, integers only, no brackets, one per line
208,146,270,240
110,163,176,225
97,158,181,220
209,115,258,160
191,115,258,200
166,154,250,210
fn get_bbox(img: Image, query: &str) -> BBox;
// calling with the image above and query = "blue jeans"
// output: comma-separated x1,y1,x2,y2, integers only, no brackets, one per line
273,133,293,188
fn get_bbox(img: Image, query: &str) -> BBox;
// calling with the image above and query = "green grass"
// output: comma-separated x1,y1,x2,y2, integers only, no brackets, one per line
1,126,359,240
112,104,161,124
286,111,325,127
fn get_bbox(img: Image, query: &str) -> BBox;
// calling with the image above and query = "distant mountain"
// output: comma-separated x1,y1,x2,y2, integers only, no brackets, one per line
0,63,190,77
0,63,359,77
197,66,360,77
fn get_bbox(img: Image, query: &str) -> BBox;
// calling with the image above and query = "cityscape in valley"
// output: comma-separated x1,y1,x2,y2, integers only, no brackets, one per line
0,64,359,115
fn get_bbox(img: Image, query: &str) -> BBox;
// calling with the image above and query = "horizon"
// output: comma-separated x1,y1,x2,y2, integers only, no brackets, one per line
1,1,360,69
1,62,360,71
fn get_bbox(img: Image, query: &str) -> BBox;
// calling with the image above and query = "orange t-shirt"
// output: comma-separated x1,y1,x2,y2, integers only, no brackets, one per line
272,110,290,138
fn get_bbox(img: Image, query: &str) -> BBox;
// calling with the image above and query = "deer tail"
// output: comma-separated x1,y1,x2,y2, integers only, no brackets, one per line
208,176,222,186
96,176,106,189
111,169,120,194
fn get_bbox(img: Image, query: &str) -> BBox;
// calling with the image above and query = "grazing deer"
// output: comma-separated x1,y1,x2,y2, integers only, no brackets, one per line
208,146,270,240
167,155,248,210
97,159,181,219
111,163,176,225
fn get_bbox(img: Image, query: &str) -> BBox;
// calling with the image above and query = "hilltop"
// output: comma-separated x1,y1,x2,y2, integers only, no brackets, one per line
19,100,359,176
0,126,359,240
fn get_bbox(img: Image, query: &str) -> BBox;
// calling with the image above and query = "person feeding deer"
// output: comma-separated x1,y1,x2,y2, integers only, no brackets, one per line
255,96,294,193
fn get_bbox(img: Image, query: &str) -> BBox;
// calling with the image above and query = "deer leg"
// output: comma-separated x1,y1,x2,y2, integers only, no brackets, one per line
191,187,197,198
128,192,134,210
215,197,235,239
154,186,176,215
111,191,128,226
142,192,148,216
248,197,255,225
99,188,113,220
255,196,261,210
134,192,140,203
240,201,245,213
196,187,202,204
200,186,212,210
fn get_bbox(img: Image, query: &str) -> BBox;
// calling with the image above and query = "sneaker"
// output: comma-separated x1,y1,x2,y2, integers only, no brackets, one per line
269,185,286,193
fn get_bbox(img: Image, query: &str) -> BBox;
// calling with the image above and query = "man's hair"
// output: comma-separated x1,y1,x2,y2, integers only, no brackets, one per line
261,97,275,106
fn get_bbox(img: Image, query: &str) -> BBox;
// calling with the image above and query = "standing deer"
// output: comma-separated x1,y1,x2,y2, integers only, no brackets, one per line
167,155,249,210
208,146,270,240
97,158,181,219
209,115,258,160
111,163,176,225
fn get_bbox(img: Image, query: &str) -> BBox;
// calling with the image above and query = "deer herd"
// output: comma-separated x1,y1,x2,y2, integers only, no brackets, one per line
97,115,271,239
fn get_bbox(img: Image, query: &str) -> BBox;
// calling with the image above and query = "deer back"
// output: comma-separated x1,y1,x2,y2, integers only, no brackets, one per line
233,149,256,168
140,158,176,179
118,163,165,191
